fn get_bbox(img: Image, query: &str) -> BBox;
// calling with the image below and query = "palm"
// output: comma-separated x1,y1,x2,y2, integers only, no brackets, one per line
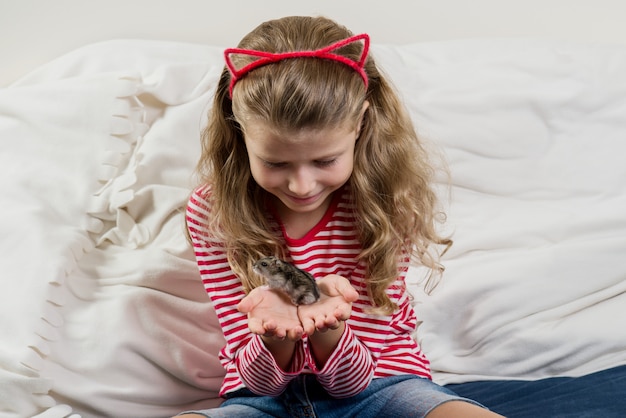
238,286,303,340
297,274,359,334
297,294,347,333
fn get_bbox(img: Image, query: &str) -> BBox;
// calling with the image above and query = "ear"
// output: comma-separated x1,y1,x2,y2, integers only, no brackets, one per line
356,100,370,138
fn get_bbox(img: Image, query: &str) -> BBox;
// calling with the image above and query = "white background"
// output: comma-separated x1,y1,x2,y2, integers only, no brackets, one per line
1,0,626,87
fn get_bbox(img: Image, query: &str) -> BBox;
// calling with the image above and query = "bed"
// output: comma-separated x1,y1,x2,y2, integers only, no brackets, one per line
2,7,626,418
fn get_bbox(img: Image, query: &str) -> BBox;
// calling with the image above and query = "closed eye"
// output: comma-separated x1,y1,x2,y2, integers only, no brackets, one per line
314,159,337,168
261,160,287,169
260,159,337,169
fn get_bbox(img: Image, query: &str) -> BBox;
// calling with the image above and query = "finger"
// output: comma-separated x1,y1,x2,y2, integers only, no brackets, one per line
324,300,351,323
319,275,358,301
316,275,342,296
336,281,359,302
287,326,304,341
300,316,316,335
333,303,353,321
260,320,287,339
315,313,336,330
237,296,257,314
237,287,266,313
271,326,287,340
324,314,339,330
313,315,340,333
315,316,327,330
247,317,267,335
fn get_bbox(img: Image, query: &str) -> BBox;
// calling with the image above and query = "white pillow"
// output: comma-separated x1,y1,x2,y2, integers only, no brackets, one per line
377,39,626,384
0,40,228,417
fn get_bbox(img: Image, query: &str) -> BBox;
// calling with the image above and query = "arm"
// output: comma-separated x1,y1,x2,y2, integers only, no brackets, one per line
237,285,305,371
297,274,357,368
296,272,424,398
186,191,304,396
306,322,346,369
297,274,378,398
261,337,299,371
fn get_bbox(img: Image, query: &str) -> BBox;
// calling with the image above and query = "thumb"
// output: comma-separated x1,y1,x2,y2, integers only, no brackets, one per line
321,275,358,301
237,285,267,313
336,280,359,302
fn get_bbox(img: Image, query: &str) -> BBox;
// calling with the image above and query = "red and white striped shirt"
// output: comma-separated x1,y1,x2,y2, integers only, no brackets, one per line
186,186,431,399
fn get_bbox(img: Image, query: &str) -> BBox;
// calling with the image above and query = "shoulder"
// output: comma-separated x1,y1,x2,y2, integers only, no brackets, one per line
186,185,213,237
187,185,212,215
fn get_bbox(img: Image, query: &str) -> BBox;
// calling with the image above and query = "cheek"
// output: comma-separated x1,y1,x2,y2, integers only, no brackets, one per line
249,162,281,189
331,158,355,185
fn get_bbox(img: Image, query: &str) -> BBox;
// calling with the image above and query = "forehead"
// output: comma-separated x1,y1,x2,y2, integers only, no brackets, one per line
242,119,355,146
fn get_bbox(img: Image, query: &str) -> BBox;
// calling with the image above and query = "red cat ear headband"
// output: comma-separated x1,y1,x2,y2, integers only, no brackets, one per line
224,33,370,98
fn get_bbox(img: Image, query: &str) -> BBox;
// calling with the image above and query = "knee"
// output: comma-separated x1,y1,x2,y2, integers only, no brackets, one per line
427,401,504,418
172,414,209,418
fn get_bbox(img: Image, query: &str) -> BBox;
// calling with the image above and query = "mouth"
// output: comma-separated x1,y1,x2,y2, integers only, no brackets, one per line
285,192,322,206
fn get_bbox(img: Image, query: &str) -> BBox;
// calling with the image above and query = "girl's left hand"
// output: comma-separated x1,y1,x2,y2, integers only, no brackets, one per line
297,274,359,335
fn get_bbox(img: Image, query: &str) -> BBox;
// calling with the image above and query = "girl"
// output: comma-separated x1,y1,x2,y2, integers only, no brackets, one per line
177,15,502,418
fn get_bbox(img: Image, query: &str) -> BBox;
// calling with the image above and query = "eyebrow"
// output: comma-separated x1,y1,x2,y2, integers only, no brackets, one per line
259,151,341,163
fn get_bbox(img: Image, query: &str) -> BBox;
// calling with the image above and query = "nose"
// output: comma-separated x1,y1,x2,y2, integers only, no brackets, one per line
287,166,316,197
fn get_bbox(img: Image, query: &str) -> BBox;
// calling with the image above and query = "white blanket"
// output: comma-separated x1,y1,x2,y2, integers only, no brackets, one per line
1,38,625,417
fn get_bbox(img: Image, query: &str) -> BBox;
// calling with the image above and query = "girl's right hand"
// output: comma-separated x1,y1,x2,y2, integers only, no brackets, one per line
237,285,304,341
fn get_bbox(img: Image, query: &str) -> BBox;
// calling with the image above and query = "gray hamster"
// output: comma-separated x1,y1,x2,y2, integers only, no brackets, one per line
253,256,320,305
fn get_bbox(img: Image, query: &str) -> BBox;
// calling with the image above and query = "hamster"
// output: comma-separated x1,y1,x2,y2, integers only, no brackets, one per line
253,256,320,305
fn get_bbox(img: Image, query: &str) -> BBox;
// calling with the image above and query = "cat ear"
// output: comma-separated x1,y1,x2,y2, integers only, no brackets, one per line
224,33,370,98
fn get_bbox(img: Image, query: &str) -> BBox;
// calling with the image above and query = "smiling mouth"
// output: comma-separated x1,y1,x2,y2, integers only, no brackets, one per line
286,192,322,205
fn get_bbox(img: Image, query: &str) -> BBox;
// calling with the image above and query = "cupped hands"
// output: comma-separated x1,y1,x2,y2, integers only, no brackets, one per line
237,274,358,341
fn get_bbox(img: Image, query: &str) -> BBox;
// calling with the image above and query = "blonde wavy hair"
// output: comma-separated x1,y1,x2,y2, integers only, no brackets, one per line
194,16,451,314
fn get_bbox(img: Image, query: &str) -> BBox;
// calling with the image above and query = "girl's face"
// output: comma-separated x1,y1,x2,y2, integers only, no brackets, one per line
243,118,361,229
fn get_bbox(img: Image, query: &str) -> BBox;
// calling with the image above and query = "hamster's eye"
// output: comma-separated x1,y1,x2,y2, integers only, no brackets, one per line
261,261,268,267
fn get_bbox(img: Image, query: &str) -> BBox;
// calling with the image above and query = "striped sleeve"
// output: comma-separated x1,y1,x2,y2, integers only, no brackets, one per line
302,278,430,398
236,335,305,396
305,324,375,398
186,188,304,397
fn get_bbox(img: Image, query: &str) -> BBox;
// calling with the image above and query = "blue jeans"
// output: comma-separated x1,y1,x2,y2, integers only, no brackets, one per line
445,364,626,418
180,374,483,417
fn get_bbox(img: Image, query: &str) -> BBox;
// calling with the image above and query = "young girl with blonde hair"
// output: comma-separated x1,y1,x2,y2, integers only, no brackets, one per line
176,15,502,418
